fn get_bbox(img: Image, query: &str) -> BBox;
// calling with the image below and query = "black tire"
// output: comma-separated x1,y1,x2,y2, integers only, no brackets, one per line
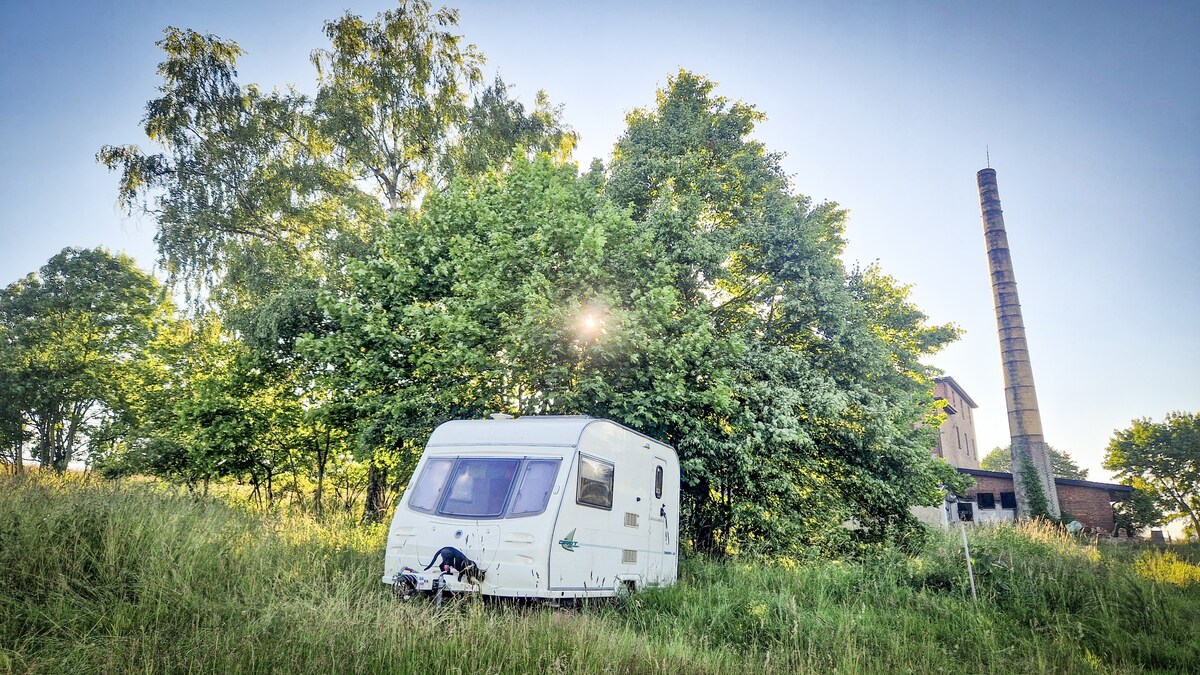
391,574,419,602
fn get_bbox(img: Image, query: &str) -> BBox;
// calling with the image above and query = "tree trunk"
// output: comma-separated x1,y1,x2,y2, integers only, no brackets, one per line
363,460,388,524
314,426,330,519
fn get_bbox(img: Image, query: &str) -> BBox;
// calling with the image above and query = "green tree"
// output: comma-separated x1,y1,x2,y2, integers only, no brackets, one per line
1112,484,1165,536
97,27,366,306
0,248,170,473
311,0,484,211
603,71,963,552
319,71,963,550
0,343,30,473
440,76,577,182
980,443,1090,480
99,6,574,515
1105,412,1200,538
308,154,680,519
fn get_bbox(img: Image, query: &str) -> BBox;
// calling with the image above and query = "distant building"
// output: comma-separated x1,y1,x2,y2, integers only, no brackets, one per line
918,376,1132,533
933,376,980,469
956,469,1132,531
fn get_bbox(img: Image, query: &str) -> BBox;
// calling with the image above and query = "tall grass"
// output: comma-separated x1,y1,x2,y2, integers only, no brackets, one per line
2,474,1198,673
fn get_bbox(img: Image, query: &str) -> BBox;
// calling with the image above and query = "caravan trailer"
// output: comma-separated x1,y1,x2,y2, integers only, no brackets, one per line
382,415,680,600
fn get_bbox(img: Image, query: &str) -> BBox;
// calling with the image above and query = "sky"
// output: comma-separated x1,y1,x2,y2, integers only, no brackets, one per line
2,0,1198,483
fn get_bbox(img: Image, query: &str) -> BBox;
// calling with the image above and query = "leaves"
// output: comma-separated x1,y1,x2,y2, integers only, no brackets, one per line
0,248,170,472
980,443,1090,480
312,0,483,210
92,11,968,552
1104,412,1200,536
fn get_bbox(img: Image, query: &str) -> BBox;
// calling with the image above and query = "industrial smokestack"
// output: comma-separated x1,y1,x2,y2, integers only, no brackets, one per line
976,167,1061,518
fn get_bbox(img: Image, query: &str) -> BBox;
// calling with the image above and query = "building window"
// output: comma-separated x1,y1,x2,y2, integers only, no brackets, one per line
957,502,974,522
957,428,962,449
977,493,996,509
1000,491,1017,510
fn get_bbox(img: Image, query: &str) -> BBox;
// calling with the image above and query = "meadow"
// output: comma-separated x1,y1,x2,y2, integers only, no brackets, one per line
2,473,1198,674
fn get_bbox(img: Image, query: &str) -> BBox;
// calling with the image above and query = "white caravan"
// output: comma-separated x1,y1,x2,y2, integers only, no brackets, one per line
382,415,680,599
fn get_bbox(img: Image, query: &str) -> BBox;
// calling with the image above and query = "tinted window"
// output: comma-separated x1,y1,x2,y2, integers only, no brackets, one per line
577,454,614,510
654,465,663,499
508,459,562,516
439,458,521,518
407,458,454,512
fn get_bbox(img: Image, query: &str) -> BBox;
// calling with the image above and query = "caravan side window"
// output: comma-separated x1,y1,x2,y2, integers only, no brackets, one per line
508,459,562,517
577,454,614,510
407,458,454,513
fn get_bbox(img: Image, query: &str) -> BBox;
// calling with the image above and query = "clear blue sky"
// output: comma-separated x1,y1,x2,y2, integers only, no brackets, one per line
2,0,1197,482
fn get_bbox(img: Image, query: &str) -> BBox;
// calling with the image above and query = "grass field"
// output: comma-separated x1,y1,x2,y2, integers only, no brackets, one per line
2,473,1198,673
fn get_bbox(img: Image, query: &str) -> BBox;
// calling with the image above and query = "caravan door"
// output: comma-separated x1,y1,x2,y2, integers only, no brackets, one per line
647,456,669,584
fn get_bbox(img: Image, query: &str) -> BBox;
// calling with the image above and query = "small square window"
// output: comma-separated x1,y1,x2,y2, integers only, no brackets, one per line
957,502,974,522
977,493,996,509
1000,491,1017,510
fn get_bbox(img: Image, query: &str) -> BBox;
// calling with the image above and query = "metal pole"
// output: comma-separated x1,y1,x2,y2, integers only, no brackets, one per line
960,523,978,602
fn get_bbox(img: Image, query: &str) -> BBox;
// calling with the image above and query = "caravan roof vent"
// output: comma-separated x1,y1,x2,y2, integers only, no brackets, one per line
489,413,514,420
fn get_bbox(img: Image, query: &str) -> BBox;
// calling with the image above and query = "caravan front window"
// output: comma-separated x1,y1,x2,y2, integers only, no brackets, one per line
406,456,562,519
509,460,562,516
408,458,454,513
441,458,521,517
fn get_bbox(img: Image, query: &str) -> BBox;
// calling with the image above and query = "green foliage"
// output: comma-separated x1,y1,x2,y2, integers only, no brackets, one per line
1113,485,1166,536
98,26,367,305
313,71,964,554
440,76,578,184
1105,411,1200,538
98,10,963,550
0,248,170,473
309,154,670,480
1018,453,1053,520
4,476,1199,672
980,443,1089,480
603,71,962,552
312,0,484,210
98,5,585,520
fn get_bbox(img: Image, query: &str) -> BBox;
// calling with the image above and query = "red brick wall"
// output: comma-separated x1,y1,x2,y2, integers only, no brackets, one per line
967,475,1014,497
1057,484,1117,532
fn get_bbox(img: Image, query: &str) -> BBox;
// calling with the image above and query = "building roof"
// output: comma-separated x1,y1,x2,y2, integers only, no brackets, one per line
934,376,978,408
957,467,1133,493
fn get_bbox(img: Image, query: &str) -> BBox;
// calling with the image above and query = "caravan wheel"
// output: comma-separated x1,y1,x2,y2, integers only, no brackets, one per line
391,572,419,602
615,579,637,603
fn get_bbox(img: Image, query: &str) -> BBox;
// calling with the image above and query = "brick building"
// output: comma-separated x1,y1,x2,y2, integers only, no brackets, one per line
933,376,980,469
916,376,1132,532
956,468,1132,531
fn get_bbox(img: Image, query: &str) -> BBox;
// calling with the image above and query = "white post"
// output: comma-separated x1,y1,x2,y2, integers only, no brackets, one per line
960,523,978,602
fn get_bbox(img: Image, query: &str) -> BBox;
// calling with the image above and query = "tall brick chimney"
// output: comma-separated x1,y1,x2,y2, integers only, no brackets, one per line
976,167,1061,518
